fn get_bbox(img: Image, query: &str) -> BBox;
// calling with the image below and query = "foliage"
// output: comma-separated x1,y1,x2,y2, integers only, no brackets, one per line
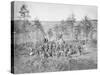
19,4,30,19
81,16,93,39
34,19,45,37
47,29,53,39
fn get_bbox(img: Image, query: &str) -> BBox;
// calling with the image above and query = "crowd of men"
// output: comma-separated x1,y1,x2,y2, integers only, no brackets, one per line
26,38,87,58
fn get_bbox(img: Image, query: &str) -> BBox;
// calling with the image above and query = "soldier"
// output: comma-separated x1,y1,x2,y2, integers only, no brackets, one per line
78,45,82,55
65,47,69,57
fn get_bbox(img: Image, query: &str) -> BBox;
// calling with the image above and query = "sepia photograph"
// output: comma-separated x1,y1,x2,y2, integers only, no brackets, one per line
11,1,97,74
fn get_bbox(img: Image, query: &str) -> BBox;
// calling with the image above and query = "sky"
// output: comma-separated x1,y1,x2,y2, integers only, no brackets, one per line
14,1,97,21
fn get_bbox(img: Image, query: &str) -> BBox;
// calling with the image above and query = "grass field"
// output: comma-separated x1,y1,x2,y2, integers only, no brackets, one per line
14,41,97,74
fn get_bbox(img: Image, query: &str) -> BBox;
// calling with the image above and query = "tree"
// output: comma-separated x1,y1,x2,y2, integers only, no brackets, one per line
74,25,81,40
53,24,62,40
18,4,31,32
81,16,93,41
60,20,65,25
66,14,76,39
66,14,76,27
34,19,45,38
19,4,30,20
47,29,53,39
60,20,70,35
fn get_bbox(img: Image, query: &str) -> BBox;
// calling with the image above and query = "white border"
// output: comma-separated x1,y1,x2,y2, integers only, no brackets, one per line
0,0,99,75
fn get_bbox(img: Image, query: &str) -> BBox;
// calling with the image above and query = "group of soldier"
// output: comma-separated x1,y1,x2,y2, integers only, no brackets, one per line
28,38,86,58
